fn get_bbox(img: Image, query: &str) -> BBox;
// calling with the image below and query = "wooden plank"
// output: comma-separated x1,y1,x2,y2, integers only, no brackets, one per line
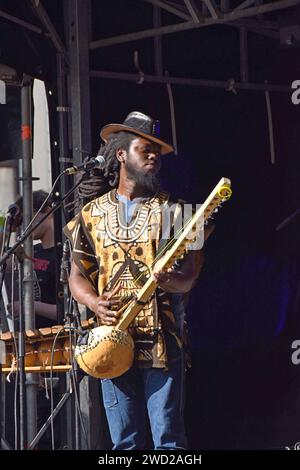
1,365,72,373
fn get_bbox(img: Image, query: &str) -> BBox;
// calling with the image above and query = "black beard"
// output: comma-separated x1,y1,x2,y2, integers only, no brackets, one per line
125,161,160,195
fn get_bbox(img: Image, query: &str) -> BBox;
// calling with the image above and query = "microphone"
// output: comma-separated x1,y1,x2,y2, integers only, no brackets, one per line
6,203,20,219
64,155,105,175
60,240,70,284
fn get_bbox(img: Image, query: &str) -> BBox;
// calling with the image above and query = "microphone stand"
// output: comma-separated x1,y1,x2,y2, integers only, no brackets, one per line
15,246,27,450
0,175,85,269
59,241,82,450
0,174,85,450
0,218,14,332
72,300,82,450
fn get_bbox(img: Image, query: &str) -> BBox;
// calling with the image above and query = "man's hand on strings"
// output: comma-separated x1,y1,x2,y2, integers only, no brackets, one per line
153,249,205,294
90,284,122,326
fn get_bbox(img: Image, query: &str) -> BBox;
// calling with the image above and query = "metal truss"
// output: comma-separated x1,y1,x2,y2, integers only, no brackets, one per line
30,0,68,61
89,69,291,93
0,2,298,53
0,1,297,126
90,0,300,49
0,7,45,35
89,0,300,93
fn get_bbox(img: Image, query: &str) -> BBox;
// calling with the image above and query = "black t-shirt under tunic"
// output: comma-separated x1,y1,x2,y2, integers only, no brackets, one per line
33,243,57,328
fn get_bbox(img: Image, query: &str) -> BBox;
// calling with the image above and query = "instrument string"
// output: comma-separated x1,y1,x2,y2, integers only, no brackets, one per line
115,208,201,312
111,186,231,315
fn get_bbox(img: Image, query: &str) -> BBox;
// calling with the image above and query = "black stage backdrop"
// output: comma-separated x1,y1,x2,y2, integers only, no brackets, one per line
89,23,300,449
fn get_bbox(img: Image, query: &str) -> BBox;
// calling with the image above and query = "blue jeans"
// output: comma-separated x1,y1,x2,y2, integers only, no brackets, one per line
100,353,187,450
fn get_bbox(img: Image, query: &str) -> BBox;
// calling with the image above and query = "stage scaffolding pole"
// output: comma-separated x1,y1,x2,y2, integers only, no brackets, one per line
21,76,37,448
65,0,103,450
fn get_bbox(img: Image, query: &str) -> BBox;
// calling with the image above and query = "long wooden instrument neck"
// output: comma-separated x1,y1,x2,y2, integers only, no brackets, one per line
116,177,231,331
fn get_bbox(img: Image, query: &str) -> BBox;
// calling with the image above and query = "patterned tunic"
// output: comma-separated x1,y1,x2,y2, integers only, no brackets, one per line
64,189,183,368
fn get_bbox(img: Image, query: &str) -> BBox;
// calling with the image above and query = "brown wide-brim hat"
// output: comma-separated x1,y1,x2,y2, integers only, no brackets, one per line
100,111,174,155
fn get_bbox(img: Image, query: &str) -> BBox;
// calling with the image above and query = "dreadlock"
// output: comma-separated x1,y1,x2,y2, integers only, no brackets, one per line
102,131,136,188
78,131,136,203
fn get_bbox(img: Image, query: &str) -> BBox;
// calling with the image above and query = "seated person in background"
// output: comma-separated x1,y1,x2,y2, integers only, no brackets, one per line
2,190,58,328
